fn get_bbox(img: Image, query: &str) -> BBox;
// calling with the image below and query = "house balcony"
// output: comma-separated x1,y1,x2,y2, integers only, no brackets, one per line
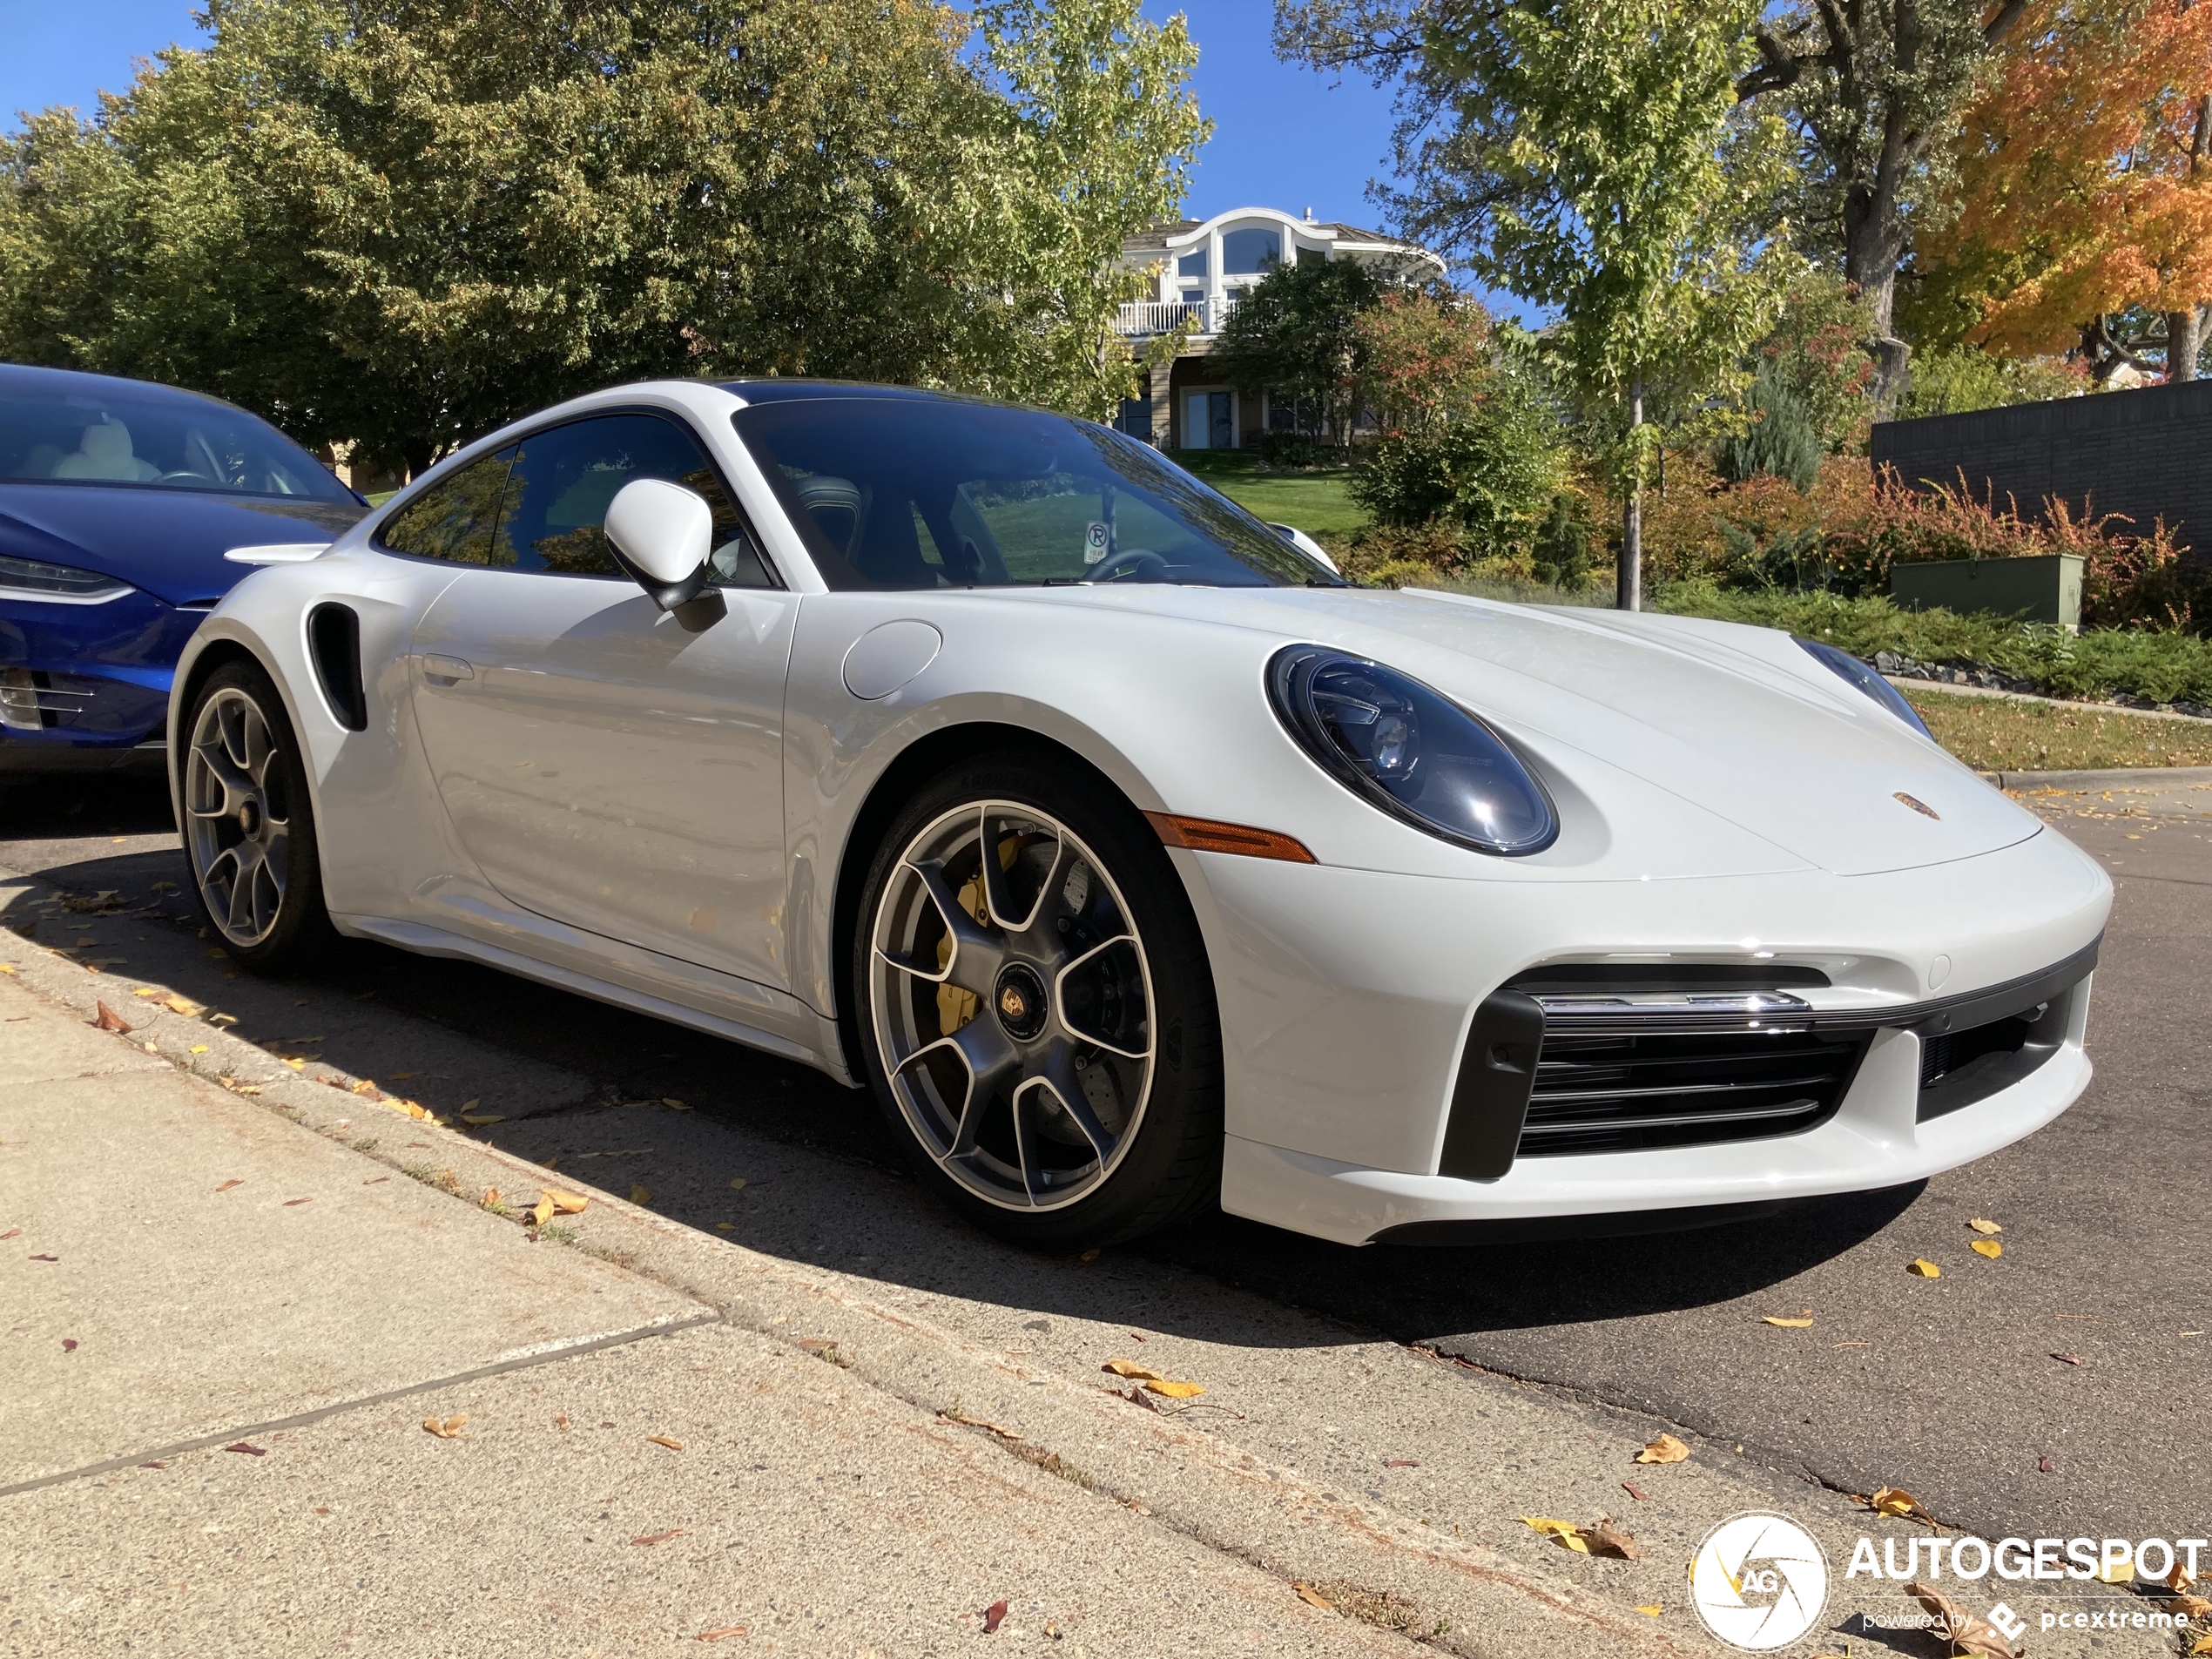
1113,295,1243,340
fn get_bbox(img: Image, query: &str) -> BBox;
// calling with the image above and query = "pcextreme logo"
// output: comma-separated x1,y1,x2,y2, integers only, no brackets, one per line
1689,1512,1832,1651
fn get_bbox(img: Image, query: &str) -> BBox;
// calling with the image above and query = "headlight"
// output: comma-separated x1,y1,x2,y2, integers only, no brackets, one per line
1793,637,1932,738
0,554,132,603
1267,645,1559,856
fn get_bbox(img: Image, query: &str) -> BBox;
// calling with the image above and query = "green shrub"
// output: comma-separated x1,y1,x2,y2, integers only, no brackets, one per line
1349,369,1566,557
1717,362,1822,490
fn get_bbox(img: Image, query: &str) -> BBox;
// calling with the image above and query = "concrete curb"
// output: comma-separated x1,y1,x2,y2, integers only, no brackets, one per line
1980,765,2212,791
0,872,1734,1659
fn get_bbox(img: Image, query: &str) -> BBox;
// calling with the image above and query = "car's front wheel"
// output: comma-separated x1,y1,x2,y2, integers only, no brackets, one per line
180,660,334,969
853,754,1223,1248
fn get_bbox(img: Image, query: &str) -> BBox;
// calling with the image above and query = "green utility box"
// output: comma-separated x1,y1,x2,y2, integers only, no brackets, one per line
1890,553,2084,629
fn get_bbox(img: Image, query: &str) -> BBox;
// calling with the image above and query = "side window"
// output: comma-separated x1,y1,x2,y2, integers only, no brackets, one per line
495,413,774,587
376,447,516,563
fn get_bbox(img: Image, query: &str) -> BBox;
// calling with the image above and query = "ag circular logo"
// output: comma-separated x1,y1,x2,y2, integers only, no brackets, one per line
1689,1511,1831,1651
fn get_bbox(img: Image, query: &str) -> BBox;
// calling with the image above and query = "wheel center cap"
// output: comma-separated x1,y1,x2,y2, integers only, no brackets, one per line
238,799,261,837
993,962,1049,1042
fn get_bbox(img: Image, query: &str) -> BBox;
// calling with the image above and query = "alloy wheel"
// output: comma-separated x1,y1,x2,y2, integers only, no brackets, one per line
869,801,1156,1211
185,685,293,948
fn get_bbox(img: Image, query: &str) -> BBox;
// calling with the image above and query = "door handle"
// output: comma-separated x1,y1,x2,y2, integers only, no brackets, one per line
420,653,475,684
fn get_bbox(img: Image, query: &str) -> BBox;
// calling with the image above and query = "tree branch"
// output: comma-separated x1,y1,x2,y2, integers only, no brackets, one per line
1981,0,2030,47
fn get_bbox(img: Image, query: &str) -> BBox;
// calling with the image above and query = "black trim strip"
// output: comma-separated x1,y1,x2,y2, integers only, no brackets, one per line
1435,989,1544,1182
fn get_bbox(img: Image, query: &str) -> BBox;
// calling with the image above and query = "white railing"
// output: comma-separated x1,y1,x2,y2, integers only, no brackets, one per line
1112,294,1245,338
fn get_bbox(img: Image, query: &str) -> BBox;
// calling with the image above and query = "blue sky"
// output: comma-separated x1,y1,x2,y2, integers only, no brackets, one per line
0,0,1515,312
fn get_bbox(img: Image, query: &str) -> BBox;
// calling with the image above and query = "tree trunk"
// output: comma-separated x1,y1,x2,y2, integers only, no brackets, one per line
2165,308,2204,381
1617,375,1643,613
1843,185,1913,416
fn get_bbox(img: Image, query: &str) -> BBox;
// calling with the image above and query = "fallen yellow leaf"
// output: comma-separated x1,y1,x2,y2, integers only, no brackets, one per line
1144,1379,1205,1399
0,965,14,974
285,1058,307,1070
531,1197,556,1226
728,1177,747,1190
189,1044,209,1055
715,1222,736,1231
663,1097,690,1110
1972,1239,2003,1258
460,1098,480,1112
1761,1316,1814,1327
2170,1564,2197,1594
2189,1635,2212,1656
164,995,203,1016
132,987,163,998
1294,1583,1332,1610
647,1434,684,1451
421,1415,468,1438
1636,1605,1664,1617
460,1111,504,1126
631,1184,652,1204
1967,1217,2003,1234
1521,1516,1592,1554
482,1188,500,1206
1907,1258,1942,1278
1102,1359,1163,1381
1635,1433,1689,1464
2096,1559,2134,1583
1868,1487,1929,1520
543,1190,588,1214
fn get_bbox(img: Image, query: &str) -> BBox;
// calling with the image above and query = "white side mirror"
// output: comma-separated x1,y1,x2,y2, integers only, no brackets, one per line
1268,522,1339,576
604,478,713,610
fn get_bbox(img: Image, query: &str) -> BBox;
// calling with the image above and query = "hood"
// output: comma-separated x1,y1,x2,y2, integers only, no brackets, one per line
0,483,365,608
1072,584,2041,878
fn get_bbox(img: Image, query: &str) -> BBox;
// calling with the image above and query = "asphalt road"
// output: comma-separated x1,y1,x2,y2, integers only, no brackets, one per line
3,766,2204,1547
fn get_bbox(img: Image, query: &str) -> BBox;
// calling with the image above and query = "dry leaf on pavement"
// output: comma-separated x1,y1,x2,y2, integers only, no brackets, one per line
460,1110,503,1126
1968,1217,2003,1234
2171,1564,2198,1593
1761,1316,1815,1327
530,1197,555,1226
981,1598,1009,1634
1972,1240,2003,1258
215,1179,243,1192
2188,1636,2212,1657
1586,1519,1642,1559
1521,1517,1593,1554
695,1629,746,1642
1144,1378,1205,1399
1867,1487,1931,1520
1635,1605,1664,1616
630,1184,652,1204
663,1097,690,1110
1383,1459,1420,1468
1906,1581,2018,1659
552,1413,570,1430
2169,1595,2212,1619
2052,1352,2083,1366
92,1001,132,1033
1102,1359,1163,1381
544,1190,589,1214
61,1338,78,1352
647,1434,684,1451
164,995,203,1016
1908,1258,1942,1278
1635,1433,1689,1464
224,1442,266,1455
1294,1583,1333,1610
421,1415,468,1438
631,1528,686,1547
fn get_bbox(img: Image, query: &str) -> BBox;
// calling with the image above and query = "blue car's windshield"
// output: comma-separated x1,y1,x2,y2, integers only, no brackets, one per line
729,395,1340,590
0,377,353,502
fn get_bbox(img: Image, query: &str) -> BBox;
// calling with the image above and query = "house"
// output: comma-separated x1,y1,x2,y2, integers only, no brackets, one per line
1110,206,1446,450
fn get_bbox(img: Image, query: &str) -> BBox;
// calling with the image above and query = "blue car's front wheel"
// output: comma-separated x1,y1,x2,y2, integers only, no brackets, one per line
182,662,334,967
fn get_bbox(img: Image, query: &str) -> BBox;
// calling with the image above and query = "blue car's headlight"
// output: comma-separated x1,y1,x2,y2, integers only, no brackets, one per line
1793,637,1932,738
0,554,132,603
1267,645,1559,855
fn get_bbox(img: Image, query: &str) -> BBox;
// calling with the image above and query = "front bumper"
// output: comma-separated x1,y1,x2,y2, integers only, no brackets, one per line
0,592,199,766
1178,824,2111,1244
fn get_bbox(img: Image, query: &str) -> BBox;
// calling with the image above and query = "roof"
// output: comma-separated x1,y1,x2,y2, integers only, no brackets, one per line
1120,206,1441,269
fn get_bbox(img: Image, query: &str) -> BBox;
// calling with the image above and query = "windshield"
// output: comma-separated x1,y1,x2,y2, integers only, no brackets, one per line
0,380,354,502
730,397,1339,589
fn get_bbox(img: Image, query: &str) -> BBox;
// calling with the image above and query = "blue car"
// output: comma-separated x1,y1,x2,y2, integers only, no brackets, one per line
0,364,367,772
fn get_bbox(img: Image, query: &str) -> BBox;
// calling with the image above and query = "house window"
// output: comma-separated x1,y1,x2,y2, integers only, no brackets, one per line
1297,246,1327,267
1221,228,1281,274
1113,396,1154,442
1177,250,1209,279
1179,288,1204,305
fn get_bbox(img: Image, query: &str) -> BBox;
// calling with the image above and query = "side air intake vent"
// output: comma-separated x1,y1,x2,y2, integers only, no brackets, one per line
307,604,368,732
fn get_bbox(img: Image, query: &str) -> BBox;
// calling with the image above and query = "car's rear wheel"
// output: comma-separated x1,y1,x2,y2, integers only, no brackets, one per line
181,661,334,969
853,754,1223,1248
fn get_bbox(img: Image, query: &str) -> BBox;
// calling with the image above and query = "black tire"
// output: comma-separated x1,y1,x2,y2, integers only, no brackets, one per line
179,659,336,971
852,751,1223,1249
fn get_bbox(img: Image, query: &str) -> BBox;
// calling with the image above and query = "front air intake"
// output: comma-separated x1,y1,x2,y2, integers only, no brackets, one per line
307,604,368,732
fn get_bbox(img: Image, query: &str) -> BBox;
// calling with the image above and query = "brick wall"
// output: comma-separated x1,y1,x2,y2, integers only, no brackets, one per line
1870,378,2212,562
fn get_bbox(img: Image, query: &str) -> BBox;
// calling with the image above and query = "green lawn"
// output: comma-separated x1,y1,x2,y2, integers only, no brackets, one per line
1168,449,1370,538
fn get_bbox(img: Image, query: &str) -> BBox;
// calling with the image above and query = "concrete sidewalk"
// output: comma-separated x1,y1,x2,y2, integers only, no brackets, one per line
0,964,1686,1659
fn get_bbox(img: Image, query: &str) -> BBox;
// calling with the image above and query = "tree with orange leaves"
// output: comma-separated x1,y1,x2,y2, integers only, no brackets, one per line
1916,0,2212,381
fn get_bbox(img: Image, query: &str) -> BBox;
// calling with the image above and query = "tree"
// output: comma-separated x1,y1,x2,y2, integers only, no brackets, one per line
1351,286,1497,428
1282,0,1793,608
1717,360,1823,487
0,0,1205,470
1728,0,2036,405
1754,273,1876,449
1206,255,1385,447
1910,0,2212,383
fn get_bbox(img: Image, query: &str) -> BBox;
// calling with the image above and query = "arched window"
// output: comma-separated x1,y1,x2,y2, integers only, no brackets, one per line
1220,227,1282,275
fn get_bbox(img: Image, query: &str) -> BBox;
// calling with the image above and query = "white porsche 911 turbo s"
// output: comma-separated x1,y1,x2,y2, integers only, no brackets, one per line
171,379,2111,1248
